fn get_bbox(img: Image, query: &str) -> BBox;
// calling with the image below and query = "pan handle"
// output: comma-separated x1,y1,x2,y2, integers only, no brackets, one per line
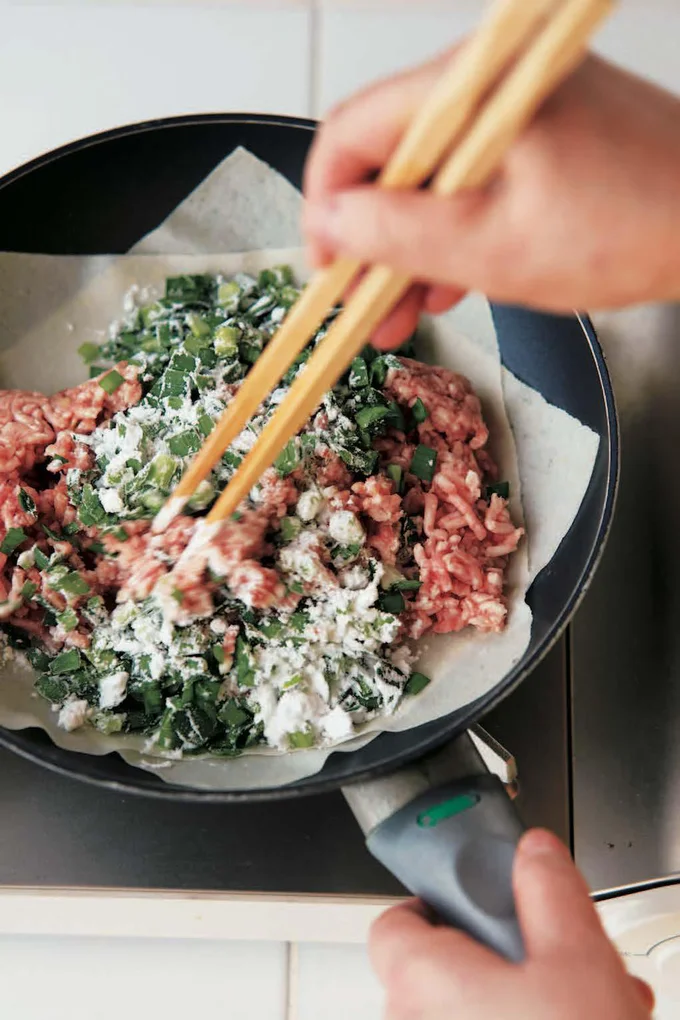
345,732,526,962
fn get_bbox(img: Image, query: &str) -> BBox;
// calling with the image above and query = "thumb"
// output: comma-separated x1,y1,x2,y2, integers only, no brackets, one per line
303,186,497,288
513,829,614,961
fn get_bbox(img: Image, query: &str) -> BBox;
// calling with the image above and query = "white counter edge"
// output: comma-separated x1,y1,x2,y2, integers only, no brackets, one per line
0,887,402,943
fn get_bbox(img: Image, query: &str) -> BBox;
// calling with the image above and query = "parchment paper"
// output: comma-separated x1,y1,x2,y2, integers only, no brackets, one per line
0,148,599,789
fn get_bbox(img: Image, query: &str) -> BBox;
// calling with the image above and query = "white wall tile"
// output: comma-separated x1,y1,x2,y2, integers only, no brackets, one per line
0,4,311,177
0,936,287,1020
295,942,384,1020
317,1,680,116
317,3,477,114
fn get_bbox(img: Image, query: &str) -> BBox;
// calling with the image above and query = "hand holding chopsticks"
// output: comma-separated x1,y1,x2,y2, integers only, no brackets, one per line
155,0,614,533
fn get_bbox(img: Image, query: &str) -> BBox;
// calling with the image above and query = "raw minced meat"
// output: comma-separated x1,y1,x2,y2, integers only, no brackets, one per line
0,267,523,757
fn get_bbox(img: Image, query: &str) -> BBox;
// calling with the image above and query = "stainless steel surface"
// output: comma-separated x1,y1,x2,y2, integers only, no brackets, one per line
470,724,517,784
0,641,569,894
572,304,680,890
344,731,487,836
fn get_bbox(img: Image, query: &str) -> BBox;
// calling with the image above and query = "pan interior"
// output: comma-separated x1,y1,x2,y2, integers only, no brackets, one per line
0,115,618,800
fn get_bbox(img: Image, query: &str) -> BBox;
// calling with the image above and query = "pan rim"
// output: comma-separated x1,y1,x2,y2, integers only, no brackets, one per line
0,114,619,801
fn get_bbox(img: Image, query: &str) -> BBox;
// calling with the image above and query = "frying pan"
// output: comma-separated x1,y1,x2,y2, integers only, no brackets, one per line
0,114,618,961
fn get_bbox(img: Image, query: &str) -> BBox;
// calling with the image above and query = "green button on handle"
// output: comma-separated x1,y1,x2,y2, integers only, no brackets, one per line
417,793,480,827
366,774,525,962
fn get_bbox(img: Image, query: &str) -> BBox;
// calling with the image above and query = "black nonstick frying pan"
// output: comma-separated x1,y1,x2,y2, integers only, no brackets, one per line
0,115,618,961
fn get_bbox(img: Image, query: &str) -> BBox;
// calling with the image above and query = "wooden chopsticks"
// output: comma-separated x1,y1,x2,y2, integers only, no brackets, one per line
158,0,614,531
153,0,562,532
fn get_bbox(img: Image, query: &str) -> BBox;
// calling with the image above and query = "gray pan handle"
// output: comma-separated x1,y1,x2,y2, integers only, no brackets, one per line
365,774,525,961
344,732,526,962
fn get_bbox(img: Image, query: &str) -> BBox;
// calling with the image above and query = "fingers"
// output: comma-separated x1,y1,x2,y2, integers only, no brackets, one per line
371,284,426,351
513,829,613,960
303,186,499,292
424,284,466,315
631,976,656,1013
303,50,451,206
370,898,505,1013
369,898,432,986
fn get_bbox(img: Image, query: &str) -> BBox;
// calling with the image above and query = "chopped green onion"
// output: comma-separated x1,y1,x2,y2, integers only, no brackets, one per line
289,611,310,633
35,675,69,703
410,444,437,483
405,672,431,696
379,590,405,614
334,542,362,561
349,357,369,389
385,401,406,432
56,608,78,632
211,644,226,665
391,578,422,592
259,619,283,639
89,365,107,379
49,648,82,675
214,324,240,357
486,481,510,499
34,547,50,571
279,285,299,308
77,342,100,364
355,404,391,431
235,635,255,687
110,527,128,542
188,481,215,511
57,572,90,596
171,588,184,604
216,281,240,309
20,581,38,600
386,464,403,494
411,397,428,424
168,430,201,457
1,528,26,555
231,511,242,521
165,274,213,303
289,728,315,749
98,369,125,395
147,454,178,490
283,675,303,690
240,340,262,365
140,303,166,328
158,369,189,399
186,311,211,338
93,712,125,735
280,516,301,542
170,351,196,372
220,700,250,728
275,439,300,477
370,357,389,387
198,414,214,437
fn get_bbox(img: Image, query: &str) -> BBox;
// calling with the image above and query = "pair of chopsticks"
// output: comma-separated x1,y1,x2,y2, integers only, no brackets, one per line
154,0,614,534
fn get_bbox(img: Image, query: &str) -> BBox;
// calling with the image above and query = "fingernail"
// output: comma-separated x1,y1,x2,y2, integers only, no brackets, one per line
519,829,571,862
303,196,341,245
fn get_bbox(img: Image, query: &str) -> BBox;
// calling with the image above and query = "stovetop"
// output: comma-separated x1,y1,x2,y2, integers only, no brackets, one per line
1,306,679,898
0,642,568,897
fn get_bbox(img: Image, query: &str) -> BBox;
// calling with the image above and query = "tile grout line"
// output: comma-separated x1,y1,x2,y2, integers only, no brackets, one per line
308,0,322,120
285,942,300,1020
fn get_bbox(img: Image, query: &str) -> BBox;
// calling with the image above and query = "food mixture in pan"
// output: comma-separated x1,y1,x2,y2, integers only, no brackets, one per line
0,268,523,756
